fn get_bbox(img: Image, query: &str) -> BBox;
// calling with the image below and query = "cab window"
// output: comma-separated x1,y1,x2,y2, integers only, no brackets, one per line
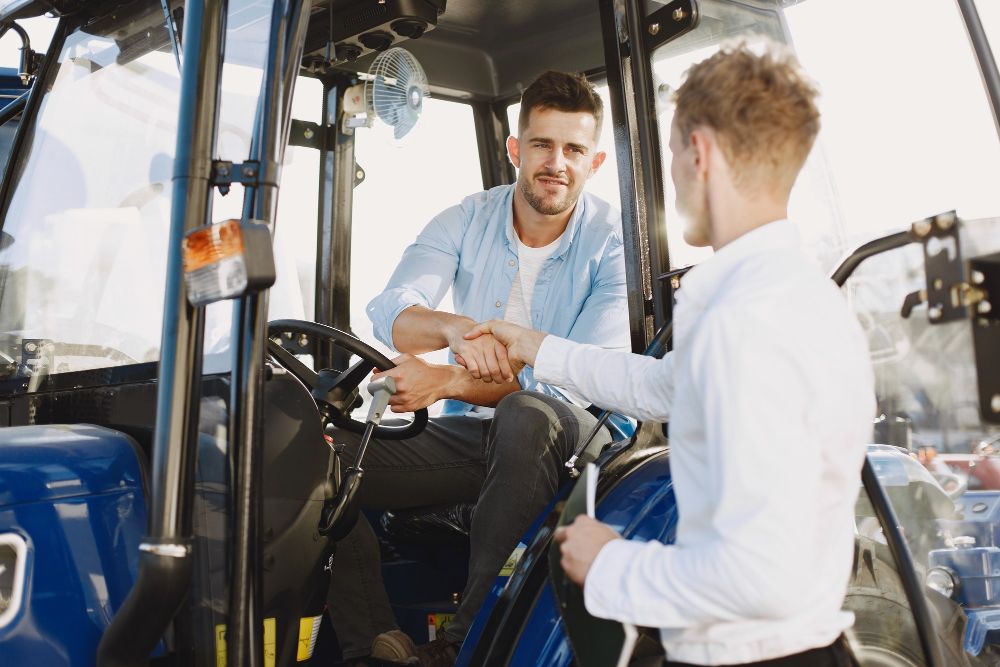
349,95,483,374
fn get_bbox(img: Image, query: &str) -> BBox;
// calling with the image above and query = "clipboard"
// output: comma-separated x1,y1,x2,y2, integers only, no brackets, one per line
549,463,638,667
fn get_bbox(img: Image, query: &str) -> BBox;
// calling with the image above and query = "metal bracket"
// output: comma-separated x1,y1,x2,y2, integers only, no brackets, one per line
289,119,330,151
288,120,365,187
969,251,1000,424
20,338,53,372
211,160,263,195
909,210,982,324
644,0,699,51
903,210,1000,424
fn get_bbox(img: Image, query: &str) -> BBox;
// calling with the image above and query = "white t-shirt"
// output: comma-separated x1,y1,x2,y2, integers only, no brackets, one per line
469,232,564,418
504,233,562,327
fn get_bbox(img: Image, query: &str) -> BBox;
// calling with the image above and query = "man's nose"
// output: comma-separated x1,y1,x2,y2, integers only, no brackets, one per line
545,149,568,172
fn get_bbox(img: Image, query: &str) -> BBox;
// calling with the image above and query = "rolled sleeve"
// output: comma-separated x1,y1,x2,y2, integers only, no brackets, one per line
366,290,426,349
365,206,467,349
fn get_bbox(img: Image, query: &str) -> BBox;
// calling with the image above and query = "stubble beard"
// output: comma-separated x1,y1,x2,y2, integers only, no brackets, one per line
519,174,579,216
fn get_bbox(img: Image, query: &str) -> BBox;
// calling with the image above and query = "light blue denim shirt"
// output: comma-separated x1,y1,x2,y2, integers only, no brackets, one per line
367,184,634,437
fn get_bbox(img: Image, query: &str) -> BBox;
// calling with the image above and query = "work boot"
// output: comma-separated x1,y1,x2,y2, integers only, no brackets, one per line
370,630,419,663
412,637,460,667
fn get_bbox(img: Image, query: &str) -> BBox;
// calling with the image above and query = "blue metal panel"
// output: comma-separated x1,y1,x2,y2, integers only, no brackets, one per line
929,545,1000,608
0,425,148,666
458,451,676,666
964,608,1000,656
458,484,571,659
939,491,1000,552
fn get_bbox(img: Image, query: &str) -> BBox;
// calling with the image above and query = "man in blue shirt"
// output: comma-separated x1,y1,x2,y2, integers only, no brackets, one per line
328,70,630,667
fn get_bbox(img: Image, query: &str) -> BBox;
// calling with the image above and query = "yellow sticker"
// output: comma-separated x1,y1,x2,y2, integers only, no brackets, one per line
499,545,526,577
297,615,322,661
427,613,455,641
215,624,227,667
264,617,276,667
212,619,277,665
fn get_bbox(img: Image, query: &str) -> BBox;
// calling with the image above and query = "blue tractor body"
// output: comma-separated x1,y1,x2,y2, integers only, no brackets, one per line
0,425,148,666
458,449,677,666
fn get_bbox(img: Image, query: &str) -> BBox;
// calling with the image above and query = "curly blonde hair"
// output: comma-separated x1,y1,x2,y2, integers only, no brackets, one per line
672,40,820,196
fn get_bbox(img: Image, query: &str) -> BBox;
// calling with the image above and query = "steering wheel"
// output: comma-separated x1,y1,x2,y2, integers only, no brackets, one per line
267,319,428,440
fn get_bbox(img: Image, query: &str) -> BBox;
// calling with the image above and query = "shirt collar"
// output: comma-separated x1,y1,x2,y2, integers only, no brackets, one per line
504,186,585,260
679,219,799,308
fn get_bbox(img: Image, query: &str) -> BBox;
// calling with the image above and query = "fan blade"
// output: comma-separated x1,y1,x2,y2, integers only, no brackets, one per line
393,108,418,140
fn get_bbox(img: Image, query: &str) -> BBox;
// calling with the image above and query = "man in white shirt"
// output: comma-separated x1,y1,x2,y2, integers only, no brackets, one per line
464,42,875,666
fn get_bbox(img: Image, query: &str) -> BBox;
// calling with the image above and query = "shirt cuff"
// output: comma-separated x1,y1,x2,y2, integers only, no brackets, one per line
533,335,576,387
583,538,645,621
367,295,423,350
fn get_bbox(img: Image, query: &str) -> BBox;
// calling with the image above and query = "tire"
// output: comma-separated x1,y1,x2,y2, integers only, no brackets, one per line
845,536,971,667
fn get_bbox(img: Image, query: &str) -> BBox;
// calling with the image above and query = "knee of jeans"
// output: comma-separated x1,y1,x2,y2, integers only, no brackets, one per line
491,391,561,456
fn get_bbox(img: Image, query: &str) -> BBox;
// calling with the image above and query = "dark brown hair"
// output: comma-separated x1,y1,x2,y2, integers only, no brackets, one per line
518,70,603,137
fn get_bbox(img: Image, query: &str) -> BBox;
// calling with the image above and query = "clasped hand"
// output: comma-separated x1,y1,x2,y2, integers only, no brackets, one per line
452,320,547,383
449,328,514,384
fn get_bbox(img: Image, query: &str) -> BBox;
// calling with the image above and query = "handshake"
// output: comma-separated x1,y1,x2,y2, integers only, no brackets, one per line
449,319,548,384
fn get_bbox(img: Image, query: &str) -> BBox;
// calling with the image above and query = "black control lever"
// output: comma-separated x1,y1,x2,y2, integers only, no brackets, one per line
319,376,396,539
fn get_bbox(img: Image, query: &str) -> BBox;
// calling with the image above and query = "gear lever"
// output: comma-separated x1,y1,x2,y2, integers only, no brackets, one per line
319,375,397,538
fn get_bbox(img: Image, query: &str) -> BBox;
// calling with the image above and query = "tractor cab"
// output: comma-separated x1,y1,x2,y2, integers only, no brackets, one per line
0,0,997,666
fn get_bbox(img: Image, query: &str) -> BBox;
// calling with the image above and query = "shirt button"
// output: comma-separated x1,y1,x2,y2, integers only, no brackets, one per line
495,300,502,308
508,259,515,267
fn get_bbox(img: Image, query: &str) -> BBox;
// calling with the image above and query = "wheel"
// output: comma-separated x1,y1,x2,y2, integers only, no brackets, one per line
845,536,970,667
267,319,428,440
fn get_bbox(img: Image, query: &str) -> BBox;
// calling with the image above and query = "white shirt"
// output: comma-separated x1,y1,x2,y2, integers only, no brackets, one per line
504,233,562,327
472,233,569,418
534,220,875,665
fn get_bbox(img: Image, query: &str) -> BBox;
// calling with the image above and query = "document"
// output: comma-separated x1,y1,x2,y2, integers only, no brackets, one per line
550,463,639,667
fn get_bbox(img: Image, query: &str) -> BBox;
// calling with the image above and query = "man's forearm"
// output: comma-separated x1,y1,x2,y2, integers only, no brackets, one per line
441,363,521,406
391,306,475,354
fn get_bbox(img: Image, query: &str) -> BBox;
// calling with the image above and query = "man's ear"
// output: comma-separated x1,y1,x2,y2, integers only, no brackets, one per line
506,135,521,169
589,150,607,176
689,128,712,182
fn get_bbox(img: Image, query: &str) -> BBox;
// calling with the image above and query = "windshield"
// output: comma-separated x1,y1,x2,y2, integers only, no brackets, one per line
0,0,271,382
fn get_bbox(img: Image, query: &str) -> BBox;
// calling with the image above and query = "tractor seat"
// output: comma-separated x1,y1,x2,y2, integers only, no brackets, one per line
380,503,474,547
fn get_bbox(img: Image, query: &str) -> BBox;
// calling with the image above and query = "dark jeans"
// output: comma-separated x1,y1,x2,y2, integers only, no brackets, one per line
327,390,610,659
666,635,858,667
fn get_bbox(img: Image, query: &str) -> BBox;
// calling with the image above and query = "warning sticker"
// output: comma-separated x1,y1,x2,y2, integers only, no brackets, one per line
499,545,526,577
215,624,227,667
297,615,322,661
212,618,277,665
264,617,276,667
427,613,455,641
